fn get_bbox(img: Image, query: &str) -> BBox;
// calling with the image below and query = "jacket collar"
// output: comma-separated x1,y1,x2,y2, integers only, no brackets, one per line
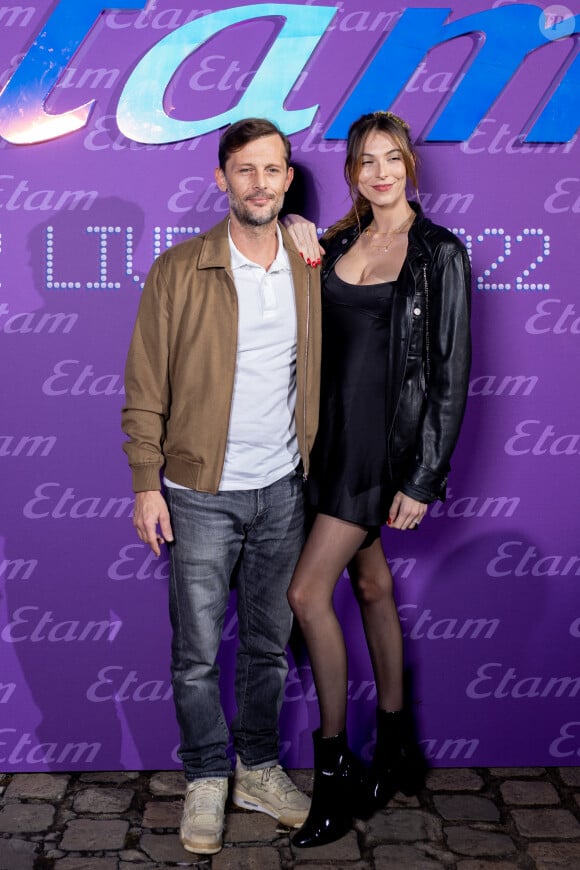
197,217,232,270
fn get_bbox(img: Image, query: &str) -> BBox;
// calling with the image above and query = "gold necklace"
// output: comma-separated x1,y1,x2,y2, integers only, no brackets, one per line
363,212,415,253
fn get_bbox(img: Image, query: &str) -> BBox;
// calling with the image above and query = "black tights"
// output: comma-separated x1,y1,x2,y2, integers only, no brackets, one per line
288,513,404,737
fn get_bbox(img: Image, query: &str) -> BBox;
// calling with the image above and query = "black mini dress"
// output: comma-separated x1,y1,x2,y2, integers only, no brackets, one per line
307,267,397,527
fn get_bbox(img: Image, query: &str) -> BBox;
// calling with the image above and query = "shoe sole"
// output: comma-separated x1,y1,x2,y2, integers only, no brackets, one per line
232,790,306,828
180,833,223,855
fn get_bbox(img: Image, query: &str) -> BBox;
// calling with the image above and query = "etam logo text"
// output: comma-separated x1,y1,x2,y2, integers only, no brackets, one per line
23,483,134,520
466,663,580,700
549,722,580,759
0,730,101,766
398,605,500,641
359,731,479,763
505,420,580,456
0,2,577,145
2,607,122,643
487,540,580,578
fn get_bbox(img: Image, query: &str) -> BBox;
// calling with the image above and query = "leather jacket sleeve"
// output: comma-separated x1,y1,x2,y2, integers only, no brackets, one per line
399,240,472,503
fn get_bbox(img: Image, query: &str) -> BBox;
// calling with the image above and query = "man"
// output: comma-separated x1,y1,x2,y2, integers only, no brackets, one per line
122,118,321,855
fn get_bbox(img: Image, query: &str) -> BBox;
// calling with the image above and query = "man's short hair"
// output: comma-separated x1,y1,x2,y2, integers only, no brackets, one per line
218,118,291,170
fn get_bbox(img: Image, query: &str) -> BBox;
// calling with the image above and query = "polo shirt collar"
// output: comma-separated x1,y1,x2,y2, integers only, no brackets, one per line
228,223,291,273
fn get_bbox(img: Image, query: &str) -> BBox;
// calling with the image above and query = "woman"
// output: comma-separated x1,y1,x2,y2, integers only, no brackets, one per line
285,112,472,847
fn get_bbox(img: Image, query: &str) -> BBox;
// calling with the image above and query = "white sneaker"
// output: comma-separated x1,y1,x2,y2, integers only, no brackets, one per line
232,757,310,828
180,777,228,854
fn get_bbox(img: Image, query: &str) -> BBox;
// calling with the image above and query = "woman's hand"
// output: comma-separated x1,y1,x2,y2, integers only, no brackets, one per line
281,214,325,266
387,491,428,530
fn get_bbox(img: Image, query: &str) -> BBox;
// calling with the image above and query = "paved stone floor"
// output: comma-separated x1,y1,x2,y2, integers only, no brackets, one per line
1,767,579,869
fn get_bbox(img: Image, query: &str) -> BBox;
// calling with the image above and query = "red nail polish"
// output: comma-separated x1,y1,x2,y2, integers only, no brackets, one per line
299,251,304,259
387,518,392,526
307,258,312,266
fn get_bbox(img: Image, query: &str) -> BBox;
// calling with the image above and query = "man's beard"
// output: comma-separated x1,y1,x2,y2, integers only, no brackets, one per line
229,191,282,227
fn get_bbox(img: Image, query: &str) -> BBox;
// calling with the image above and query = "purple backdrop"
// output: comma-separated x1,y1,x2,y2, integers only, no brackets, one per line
1,0,579,772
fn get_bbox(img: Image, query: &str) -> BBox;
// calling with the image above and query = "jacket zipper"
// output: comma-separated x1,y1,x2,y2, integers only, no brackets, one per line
422,261,431,385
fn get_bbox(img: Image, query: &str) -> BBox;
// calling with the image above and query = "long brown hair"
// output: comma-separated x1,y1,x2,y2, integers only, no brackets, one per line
325,112,418,241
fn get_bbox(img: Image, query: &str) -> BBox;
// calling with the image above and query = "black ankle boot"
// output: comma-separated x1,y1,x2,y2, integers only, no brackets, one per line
362,708,427,817
292,729,362,848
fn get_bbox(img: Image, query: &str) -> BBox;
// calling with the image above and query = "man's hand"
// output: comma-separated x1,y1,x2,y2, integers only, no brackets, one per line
133,490,174,556
387,491,428,531
282,214,324,266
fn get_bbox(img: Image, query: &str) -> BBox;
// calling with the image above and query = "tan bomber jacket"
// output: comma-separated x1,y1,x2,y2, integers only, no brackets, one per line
122,217,321,494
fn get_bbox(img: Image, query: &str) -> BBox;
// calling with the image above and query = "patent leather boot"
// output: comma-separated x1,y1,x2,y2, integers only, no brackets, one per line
292,729,362,848
362,708,427,817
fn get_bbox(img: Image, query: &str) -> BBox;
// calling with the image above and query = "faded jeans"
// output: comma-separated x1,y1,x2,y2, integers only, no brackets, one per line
166,468,305,781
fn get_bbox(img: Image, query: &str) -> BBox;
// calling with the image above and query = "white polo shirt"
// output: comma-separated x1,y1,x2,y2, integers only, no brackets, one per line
219,224,298,490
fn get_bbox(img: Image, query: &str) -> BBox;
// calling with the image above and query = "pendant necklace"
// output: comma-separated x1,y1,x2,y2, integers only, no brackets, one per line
364,212,415,253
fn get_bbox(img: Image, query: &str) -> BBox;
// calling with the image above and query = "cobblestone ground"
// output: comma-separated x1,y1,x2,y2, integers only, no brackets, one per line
1,767,579,869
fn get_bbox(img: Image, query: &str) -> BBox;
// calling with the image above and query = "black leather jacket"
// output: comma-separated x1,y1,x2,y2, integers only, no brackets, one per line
321,203,471,504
